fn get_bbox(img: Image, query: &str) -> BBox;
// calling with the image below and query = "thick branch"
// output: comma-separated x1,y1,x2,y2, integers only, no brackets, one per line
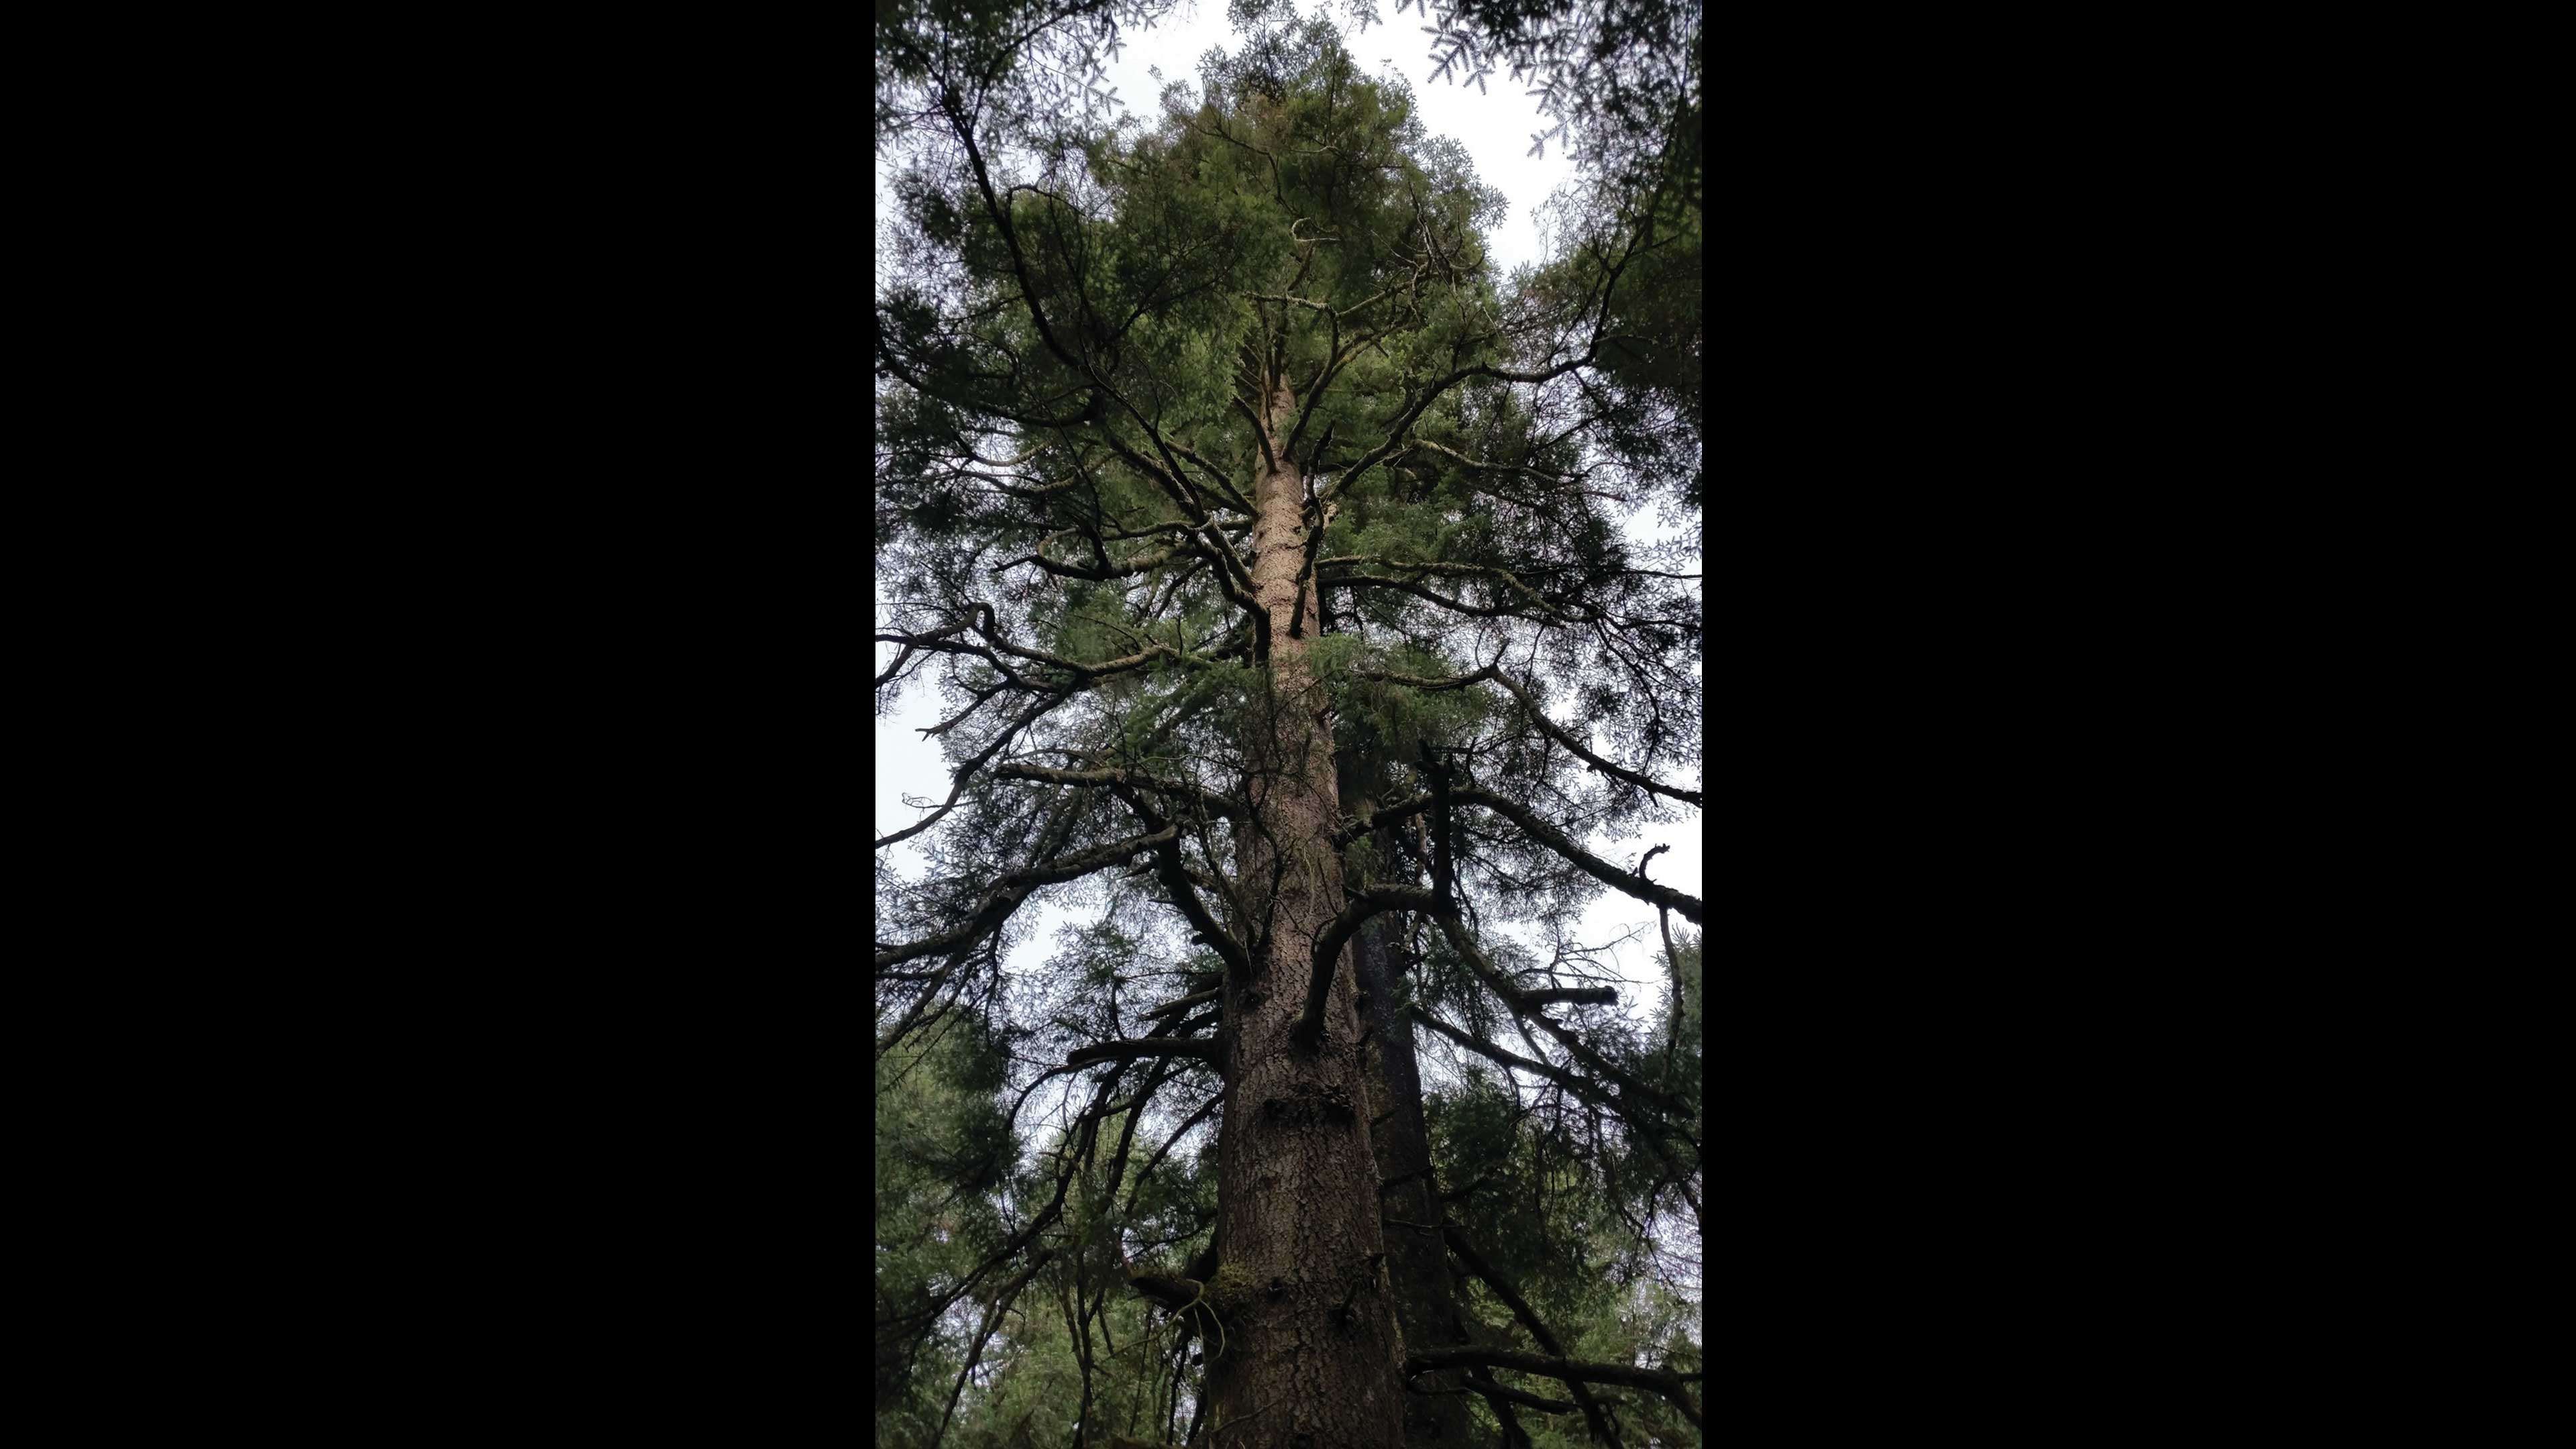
1327,348,1602,504
1333,794,1432,847
945,96,1085,375
1406,1350,1700,1428
1454,1374,1576,1415
1065,1037,1222,1068
1295,884,1440,1047
1143,985,1221,1020
874,343,1096,431
1115,790,1252,979
1124,1271,1207,1314
1108,464,1271,661
1519,986,1619,1007
1450,786,1704,924
1323,220,1653,506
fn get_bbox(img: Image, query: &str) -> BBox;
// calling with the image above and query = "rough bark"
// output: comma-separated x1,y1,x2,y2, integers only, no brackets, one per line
1201,386,1406,1449
1341,757,1477,1449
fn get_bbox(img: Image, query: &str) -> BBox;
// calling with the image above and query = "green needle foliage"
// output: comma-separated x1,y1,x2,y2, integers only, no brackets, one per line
879,6,1699,1446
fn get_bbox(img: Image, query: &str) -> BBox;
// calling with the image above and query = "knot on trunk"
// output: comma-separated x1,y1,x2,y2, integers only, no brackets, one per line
1261,1079,1357,1131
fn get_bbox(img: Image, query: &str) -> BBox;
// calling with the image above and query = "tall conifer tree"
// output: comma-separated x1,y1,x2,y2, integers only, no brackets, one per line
879,8,1699,1446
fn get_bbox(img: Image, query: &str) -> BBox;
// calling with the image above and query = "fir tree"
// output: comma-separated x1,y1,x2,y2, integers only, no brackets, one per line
879,12,1699,1448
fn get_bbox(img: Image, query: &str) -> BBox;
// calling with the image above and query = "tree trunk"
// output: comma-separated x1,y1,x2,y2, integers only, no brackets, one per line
1342,773,1477,1448
1201,387,1407,1449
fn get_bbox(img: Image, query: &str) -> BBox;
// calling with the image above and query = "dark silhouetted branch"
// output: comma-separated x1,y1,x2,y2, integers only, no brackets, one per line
1450,786,1703,924
1066,1038,1222,1068
1297,884,1440,1047
1405,1349,1701,1428
1519,986,1618,1007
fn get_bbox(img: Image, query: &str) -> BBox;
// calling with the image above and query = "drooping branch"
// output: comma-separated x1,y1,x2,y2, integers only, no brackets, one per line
873,934,989,1065
1163,434,1256,515
1406,435,1569,488
875,614,975,690
874,619,1049,696
901,1061,1124,1345
875,341,1099,431
1322,216,1656,507
1416,994,1695,1171
1325,346,1605,506
963,602,1238,686
943,93,1086,377
1093,432,1271,660
916,678,1012,740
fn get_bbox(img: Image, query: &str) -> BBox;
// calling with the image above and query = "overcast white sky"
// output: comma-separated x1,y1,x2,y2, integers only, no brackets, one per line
878,0,1701,1049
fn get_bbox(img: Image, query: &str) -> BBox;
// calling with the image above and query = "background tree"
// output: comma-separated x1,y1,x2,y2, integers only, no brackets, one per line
878,11,1701,1448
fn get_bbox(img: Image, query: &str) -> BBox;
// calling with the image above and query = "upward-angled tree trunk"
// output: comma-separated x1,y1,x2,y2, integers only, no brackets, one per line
1340,759,1477,1447
1200,386,1406,1449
